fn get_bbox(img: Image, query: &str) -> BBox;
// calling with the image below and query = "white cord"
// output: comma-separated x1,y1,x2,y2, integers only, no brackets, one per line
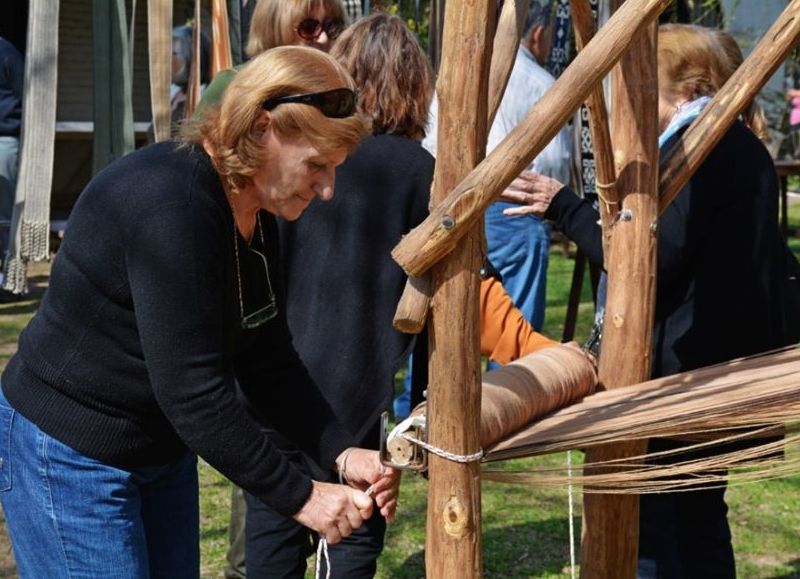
315,484,377,579
315,536,331,579
400,433,484,463
567,450,577,579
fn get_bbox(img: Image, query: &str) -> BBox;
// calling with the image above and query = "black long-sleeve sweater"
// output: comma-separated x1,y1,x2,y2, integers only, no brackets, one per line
277,134,433,448
2,141,353,517
546,122,794,378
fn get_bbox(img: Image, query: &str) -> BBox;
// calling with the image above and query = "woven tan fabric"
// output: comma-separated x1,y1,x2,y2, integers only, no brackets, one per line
480,344,597,447
148,0,173,142
3,0,60,293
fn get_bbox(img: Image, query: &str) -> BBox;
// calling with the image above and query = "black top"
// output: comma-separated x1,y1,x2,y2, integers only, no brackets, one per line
277,134,433,447
0,37,22,137
546,122,794,378
2,141,353,517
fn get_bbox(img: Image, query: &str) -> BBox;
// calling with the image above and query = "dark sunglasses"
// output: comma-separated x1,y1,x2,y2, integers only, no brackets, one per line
295,17,345,41
262,88,357,118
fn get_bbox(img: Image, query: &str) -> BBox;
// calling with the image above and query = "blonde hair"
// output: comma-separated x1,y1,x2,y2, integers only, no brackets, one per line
246,0,347,57
658,24,727,101
181,46,369,194
658,24,769,141
330,12,434,141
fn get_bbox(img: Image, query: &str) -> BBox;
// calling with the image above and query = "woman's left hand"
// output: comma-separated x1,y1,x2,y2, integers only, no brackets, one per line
336,448,401,523
500,170,563,217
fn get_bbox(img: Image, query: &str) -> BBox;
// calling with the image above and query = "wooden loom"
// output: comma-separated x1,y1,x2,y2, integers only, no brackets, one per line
389,0,800,577
68,0,800,575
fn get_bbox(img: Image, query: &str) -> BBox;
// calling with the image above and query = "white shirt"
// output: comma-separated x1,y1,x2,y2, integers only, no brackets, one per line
423,46,571,184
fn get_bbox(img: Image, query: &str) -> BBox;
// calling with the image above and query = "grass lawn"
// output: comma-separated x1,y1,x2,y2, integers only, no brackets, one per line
0,207,799,578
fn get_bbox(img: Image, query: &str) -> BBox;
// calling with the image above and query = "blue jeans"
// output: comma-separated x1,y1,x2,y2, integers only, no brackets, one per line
0,385,200,578
484,201,550,331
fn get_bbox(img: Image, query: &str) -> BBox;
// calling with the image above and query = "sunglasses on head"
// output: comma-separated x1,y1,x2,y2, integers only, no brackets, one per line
262,88,357,118
295,17,344,41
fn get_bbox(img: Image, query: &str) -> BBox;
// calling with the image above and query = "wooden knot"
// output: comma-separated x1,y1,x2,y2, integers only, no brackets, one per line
443,496,469,537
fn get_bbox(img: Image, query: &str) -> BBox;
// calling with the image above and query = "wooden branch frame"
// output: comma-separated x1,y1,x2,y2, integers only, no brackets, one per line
391,0,672,278
423,0,494,576
580,8,659,576
392,0,527,334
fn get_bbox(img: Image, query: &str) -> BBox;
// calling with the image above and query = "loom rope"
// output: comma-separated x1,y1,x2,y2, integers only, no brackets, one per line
400,432,484,463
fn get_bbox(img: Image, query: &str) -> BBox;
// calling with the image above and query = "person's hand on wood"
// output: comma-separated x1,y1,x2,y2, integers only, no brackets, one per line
293,480,374,543
336,447,401,523
500,170,564,217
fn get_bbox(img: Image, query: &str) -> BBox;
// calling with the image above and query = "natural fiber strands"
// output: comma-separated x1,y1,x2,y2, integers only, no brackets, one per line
480,345,597,448
483,428,800,493
386,344,597,465
486,346,800,461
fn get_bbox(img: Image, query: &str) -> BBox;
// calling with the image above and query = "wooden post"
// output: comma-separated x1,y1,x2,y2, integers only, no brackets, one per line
571,0,617,257
210,0,233,77
424,0,494,576
658,0,800,214
392,0,526,335
147,0,173,142
392,273,432,334
391,0,671,278
487,0,527,129
579,6,659,578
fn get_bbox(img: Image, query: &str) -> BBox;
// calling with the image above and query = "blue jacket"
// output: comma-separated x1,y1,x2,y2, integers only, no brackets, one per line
0,37,23,137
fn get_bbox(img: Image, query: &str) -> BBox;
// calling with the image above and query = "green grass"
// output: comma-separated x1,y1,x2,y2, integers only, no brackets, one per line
1,208,800,578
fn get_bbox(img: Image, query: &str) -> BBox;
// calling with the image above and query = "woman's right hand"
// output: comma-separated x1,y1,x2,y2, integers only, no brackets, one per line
293,480,373,544
500,170,564,217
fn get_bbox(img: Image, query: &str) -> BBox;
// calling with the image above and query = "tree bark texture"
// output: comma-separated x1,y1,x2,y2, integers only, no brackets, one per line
424,0,494,576
580,12,659,579
391,0,671,278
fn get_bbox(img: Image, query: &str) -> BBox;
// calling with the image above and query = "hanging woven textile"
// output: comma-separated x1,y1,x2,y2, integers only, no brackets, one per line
545,0,571,77
148,0,173,142
3,0,60,294
92,0,135,175
184,0,203,119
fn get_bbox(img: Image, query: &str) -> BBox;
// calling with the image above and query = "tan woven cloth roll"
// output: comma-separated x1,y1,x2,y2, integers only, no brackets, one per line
479,344,597,447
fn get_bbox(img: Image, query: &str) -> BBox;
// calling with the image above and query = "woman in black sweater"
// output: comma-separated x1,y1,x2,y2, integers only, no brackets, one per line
502,24,797,579
0,46,398,578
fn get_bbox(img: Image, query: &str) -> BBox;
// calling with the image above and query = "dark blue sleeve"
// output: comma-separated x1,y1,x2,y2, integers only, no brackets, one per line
2,44,24,101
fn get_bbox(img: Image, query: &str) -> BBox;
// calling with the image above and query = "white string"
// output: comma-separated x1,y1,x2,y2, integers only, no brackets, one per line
567,450,577,579
314,484,377,579
315,536,330,579
400,433,484,463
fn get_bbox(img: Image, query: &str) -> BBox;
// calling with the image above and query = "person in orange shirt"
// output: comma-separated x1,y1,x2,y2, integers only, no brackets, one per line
479,271,557,365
